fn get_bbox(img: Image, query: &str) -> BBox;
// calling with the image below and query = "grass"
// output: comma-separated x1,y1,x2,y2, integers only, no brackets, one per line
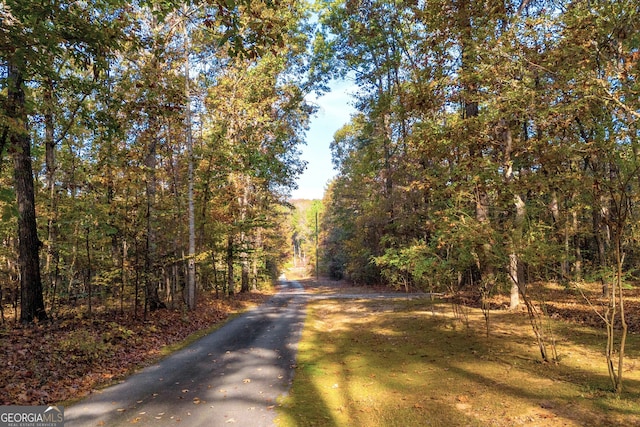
276,283,640,427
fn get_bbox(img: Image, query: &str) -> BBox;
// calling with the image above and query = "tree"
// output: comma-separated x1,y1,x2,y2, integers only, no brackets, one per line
314,0,640,376
1,0,127,322
0,0,314,323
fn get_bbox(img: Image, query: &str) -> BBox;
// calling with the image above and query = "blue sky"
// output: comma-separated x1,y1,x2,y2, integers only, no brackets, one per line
290,80,356,200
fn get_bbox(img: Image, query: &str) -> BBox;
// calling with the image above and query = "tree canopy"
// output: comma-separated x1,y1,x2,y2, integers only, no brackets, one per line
1,0,640,394
312,0,639,392
0,0,315,322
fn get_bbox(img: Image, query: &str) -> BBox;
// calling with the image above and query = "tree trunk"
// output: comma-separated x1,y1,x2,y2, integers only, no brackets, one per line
184,17,197,310
44,77,59,305
508,192,526,309
458,0,493,284
239,191,251,293
121,238,128,315
211,248,221,298
85,226,92,318
144,127,163,312
241,251,250,293
7,56,47,323
572,209,582,280
593,198,610,297
499,119,525,310
252,229,262,291
227,235,235,296
239,226,249,293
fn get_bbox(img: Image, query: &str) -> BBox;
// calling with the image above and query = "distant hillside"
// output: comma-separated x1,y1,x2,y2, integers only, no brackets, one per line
289,199,320,210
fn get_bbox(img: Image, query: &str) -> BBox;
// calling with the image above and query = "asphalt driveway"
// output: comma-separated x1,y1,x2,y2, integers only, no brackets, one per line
65,280,306,427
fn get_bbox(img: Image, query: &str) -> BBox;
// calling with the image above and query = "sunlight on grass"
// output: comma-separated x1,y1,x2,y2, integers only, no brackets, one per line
277,297,640,427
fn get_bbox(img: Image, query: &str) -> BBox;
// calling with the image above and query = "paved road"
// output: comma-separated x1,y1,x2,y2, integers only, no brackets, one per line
65,280,428,426
65,281,306,427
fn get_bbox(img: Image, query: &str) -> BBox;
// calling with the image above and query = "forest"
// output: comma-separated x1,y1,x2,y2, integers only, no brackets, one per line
312,0,640,393
1,0,317,325
318,0,640,297
1,0,639,404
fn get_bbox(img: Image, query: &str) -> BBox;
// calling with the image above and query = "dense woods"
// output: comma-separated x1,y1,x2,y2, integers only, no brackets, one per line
314,0,639,392
1,0,314,323
318,0,639,295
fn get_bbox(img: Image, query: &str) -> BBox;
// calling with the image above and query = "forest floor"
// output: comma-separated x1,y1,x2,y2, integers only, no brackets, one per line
278,276,640,426
0,291,271,406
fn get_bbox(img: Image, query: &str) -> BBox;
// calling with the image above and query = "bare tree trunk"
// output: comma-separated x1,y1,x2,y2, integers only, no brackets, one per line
68,223,79,302
144,121,163,312
572,209,582,280
184,16,196,310
43,77,59,304
241,258,250,293
227,235,235,296
593,199,610,297
134,237,140,319
252,229,261,291
509,193,526,310
85,226,92,318
605,190,629,394
211,248,221,298
610,234,628,393
239,180,250,293
121,238,128,315
7,55,47,323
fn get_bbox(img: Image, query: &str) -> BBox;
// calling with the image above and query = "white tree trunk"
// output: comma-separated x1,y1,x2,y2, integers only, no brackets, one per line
184,16,196,310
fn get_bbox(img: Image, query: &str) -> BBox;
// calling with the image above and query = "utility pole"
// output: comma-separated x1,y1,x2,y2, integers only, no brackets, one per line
315,211,319,281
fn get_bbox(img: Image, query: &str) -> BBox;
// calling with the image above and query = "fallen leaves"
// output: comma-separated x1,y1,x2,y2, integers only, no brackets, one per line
0,292,270,405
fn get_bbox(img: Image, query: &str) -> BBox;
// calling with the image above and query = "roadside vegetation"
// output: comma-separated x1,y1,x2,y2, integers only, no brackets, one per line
0,291,270,406
277,278,640,427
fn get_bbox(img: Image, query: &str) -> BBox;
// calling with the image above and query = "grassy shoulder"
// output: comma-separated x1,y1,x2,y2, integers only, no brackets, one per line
0,290,272,406
276,289,640,426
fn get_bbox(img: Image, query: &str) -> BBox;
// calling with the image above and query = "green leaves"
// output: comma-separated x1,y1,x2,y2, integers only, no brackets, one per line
0,187,17,222
0,0,314,322
317,0,640,299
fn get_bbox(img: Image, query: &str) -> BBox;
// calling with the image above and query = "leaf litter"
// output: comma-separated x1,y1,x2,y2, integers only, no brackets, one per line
0,292,269,405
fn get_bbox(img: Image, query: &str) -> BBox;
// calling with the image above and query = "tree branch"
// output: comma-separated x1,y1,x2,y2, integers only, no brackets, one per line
0,125,7,164
517,0,532,15
54,91,91,146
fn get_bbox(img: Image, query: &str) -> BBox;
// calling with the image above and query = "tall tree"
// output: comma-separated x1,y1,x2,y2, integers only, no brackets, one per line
1,0,127,322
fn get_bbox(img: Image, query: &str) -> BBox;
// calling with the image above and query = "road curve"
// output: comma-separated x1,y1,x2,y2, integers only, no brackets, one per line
65,280,306,427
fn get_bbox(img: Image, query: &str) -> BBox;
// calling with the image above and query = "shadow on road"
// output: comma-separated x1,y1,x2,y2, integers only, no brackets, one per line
65,281,306,427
